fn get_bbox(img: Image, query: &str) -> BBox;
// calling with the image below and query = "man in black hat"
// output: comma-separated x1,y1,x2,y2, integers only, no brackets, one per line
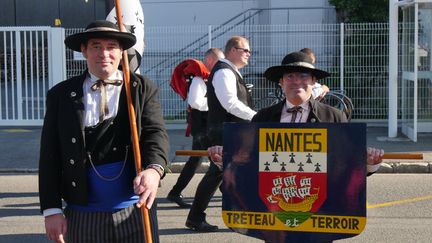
38,20,168,243
207,51,384,242
253,51,382,171
256,51,345,123
209,50,384,173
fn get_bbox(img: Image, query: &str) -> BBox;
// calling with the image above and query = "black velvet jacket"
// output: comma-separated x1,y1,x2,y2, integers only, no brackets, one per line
252,98,348,123
38,71,169,211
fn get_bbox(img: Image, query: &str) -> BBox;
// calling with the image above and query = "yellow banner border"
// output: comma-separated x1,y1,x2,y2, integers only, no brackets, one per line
222,210,366,234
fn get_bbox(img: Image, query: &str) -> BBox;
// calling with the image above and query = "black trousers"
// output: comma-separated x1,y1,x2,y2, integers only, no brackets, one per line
170,109,208,196
187,162,223,222
170,132,208,196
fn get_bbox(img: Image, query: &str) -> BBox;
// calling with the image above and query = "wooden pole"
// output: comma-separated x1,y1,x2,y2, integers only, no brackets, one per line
176,150,209,157
381,153,423,160
176,150,424,160
114,1,152,242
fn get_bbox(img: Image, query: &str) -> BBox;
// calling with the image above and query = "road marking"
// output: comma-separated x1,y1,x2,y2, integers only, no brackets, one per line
367,195,432,209
1,129,32,132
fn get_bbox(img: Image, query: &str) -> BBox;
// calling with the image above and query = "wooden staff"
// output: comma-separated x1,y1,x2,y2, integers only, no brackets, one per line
381,153,423,160
175,150,424,160
176,150,209,157
114,1,152,242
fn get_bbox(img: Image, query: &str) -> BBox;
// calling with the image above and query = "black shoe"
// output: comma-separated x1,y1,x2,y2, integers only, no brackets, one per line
186,220,219,232
167,193,192,208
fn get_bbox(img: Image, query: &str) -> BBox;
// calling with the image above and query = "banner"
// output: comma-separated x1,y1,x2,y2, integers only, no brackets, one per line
106,0,144,73
222,123,367,243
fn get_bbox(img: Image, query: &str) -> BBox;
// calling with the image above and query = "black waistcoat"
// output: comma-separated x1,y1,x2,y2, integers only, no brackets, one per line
206,61,252,145
84,87,133,166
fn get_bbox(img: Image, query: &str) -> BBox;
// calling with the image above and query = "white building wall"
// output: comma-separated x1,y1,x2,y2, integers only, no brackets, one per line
141,0,258,26
270,0,335,24
140,0,338,112
141,0,336,26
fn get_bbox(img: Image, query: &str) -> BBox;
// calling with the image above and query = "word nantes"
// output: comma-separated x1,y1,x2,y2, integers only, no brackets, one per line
262,128,327,152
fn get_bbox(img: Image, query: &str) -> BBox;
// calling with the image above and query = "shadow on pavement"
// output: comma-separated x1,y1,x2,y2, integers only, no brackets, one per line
0,234,48,243
0,192,38,198
0,207,41,217
0,192,41,217
159,227,233,236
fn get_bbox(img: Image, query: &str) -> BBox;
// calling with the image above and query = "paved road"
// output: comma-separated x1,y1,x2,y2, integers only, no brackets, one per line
1,173,432,243
1,126,432,173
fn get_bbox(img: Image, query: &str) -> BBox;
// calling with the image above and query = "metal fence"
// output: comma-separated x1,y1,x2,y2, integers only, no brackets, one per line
1,23,430,127
42,23,432,123
0,27,51,125
137,23,396,121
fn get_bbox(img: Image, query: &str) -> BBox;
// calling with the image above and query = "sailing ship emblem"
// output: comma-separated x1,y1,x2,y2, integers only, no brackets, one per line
258,128,327,228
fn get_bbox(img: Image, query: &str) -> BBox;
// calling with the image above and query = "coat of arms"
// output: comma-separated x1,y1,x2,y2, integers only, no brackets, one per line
258,128,327,228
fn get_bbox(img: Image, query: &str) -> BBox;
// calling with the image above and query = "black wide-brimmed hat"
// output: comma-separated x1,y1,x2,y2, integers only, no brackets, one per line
64,20,136,52
264,51,330,82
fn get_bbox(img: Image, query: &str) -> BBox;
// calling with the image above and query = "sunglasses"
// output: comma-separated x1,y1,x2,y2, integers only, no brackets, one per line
235,47,251,54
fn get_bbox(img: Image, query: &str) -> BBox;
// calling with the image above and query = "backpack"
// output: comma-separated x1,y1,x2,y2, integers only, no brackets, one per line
170,59,210,136
170,59,210,101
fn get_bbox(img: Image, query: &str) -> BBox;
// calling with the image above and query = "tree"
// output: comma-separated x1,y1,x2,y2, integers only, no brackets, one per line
329,0,389,22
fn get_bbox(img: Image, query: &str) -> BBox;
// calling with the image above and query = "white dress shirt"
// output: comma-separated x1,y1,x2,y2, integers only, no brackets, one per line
84,71,123,127
279,99,381,173
212,59,256,121
312,83,324,99
280,100,311,123
188,76,208,111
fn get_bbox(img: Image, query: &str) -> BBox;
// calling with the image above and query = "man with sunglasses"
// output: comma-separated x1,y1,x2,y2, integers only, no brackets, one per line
185,36,256,232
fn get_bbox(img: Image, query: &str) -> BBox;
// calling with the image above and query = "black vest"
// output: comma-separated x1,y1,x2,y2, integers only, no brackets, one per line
84,87,133,166
206,61,252,145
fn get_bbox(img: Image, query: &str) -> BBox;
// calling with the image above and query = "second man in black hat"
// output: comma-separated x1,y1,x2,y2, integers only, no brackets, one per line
209,50,384,180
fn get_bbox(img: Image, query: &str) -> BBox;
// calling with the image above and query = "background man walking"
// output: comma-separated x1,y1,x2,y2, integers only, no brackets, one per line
167,48,224,208
185,36,256,232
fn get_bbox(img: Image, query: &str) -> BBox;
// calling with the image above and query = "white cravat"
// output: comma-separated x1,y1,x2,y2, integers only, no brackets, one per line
83,71,123,127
